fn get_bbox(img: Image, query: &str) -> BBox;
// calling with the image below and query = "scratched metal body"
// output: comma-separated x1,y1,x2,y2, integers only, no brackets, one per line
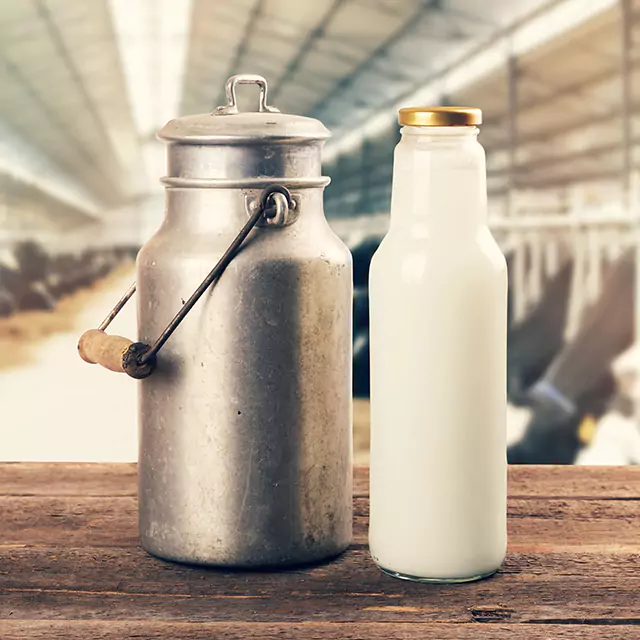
136,75,353,567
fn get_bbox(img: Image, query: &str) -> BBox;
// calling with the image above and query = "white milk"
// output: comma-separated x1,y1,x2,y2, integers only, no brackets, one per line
369,113,507,582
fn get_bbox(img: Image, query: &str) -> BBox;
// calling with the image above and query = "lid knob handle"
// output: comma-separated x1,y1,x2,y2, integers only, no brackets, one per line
215,74,280,115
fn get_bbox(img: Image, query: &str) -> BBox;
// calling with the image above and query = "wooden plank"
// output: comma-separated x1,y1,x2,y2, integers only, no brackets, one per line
506,465,640,499
506,499,640,552
1,546,638,593
0,621,637,639
354,465,368,496
0,463,137,497
2,580,638,623
0,496,140,548
1,463,639,499
1,548,638,624
360,466,640,499
1,495,638,551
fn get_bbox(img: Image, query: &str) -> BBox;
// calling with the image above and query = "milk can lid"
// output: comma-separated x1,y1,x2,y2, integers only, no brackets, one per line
158,75,330,145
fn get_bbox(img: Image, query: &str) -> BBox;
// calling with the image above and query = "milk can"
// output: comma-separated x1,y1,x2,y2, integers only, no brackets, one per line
78,75,353,568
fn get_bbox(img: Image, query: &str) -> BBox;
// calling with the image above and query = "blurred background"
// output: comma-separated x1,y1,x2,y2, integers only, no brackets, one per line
1,0,640,465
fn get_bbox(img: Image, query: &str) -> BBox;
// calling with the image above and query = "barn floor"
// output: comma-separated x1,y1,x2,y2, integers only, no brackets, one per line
0,264,138,462
0,268,633,464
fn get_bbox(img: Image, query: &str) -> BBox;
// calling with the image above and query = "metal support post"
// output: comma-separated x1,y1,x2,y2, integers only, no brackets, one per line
358,139,373,214
622,0,633,210
507,54,518,217
621,0,640,435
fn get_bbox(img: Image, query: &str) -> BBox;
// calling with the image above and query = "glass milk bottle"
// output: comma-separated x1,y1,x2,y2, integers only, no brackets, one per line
369,107,507,583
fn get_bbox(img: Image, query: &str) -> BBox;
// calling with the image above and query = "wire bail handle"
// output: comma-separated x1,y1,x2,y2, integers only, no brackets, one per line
215,74,280,116
78,185,294,379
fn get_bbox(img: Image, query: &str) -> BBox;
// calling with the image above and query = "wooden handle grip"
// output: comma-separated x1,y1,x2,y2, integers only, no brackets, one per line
78,329,155,379
78,329,132,372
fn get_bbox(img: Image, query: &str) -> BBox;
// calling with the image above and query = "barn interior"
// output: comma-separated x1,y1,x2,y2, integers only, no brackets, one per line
1,0,639,464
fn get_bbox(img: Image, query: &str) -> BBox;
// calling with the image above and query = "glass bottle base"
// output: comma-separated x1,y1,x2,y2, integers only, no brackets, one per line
377,563,498,584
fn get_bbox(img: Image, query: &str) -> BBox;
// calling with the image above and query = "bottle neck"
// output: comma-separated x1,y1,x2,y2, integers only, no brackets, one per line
390,126,487,238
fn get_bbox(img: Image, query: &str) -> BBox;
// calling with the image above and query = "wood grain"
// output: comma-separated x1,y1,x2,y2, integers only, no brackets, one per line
2,583,638,624
0,462,137,496
505,465,640,499
1,621,638,640
2,546,639,591
1,463,638,499
1,534,638,624
0,463,638,638
1,495,638,550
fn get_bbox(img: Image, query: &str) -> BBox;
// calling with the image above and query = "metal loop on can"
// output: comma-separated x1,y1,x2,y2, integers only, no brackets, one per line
215,74,280,116
246,187,298,227
259,184,294,217
268,192,289,225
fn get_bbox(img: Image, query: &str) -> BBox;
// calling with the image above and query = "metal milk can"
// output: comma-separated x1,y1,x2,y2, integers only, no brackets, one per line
78,75,353,567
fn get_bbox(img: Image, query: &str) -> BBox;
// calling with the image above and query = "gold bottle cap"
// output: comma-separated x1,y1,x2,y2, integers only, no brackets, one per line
398,106,482,127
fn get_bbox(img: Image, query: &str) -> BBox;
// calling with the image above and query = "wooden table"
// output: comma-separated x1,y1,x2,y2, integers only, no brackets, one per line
1,464,638,639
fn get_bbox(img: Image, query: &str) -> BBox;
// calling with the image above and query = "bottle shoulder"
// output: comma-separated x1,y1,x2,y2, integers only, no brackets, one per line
370,227,506,286
477,226,507,274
